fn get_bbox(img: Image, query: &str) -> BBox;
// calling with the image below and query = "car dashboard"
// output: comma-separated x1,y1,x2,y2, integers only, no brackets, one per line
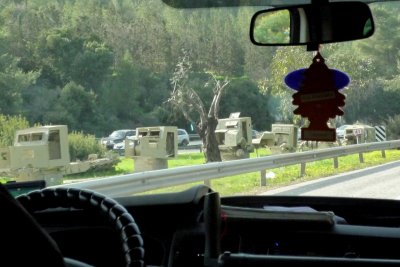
26,185,400,267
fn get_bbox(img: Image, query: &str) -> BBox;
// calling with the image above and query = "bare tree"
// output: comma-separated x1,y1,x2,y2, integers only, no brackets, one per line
168,51,229,162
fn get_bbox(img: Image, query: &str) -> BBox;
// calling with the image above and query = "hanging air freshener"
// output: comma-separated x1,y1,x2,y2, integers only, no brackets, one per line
285,52,349,141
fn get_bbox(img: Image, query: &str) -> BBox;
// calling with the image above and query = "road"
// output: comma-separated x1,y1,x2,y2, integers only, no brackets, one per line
261,160,400,199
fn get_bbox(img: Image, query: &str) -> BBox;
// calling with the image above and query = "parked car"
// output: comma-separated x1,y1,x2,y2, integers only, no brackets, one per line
178,128,190,146
101,129,136,150
113,136,136,156
336,124,351,139
3,1,400,267
252,129,260,139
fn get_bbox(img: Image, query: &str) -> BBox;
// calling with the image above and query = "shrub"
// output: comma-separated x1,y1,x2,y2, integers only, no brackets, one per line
386,114,400,140
68,131,106,161
0,115,30,147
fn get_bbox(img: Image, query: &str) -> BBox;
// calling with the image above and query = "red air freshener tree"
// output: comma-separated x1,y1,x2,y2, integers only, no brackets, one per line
285,52,349,141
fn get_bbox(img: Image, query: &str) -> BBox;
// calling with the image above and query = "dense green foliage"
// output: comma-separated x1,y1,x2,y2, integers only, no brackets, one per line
0,115,30,147
0,1,400,136
386,115,400,140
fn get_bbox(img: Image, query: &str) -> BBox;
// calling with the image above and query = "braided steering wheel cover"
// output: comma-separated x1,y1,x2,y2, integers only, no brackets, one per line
17,187,144,267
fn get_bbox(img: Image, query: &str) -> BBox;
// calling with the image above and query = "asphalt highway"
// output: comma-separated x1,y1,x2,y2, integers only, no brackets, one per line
261,160,400,199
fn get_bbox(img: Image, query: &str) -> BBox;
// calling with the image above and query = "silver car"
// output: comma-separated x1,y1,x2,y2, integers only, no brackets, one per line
178,129,190,146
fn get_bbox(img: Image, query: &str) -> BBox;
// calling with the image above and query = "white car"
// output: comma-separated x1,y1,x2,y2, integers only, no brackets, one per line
113,136,137,156
177,129,190,146
336,125,351,139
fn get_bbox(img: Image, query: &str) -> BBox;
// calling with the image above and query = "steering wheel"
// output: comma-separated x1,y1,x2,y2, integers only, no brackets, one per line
16,187,144,267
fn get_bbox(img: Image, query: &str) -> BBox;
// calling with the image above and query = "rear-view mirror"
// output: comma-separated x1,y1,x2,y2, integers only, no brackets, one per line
250,2,374,47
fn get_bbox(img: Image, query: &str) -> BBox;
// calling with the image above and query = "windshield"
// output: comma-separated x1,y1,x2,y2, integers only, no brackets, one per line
337,125,349,131
1,0,400,200
109,131,126,139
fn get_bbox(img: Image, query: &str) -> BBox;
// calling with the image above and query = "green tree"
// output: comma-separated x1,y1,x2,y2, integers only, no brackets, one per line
38,29,113,90
47,82,99,133
0,54,39,115
219,78,272,130
99,52,168,133
69,40,114,90
386,114,400,140
20,84,59,124
357,4,400,78
324,43,375,123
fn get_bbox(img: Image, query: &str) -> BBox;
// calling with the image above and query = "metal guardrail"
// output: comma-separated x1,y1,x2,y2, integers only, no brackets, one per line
55,140,400,197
